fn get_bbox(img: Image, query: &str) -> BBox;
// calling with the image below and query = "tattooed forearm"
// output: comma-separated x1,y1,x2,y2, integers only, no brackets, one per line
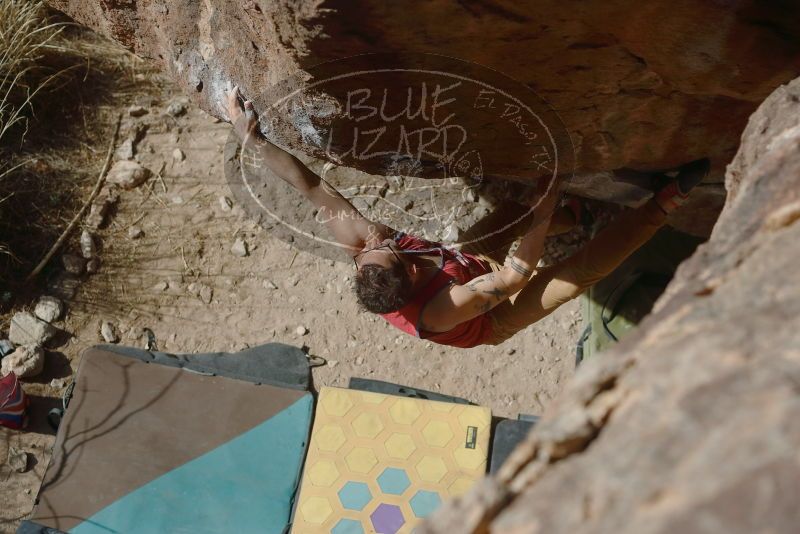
474,301,493,314
465,273,508,301
482,286,506,299
509,257,533,277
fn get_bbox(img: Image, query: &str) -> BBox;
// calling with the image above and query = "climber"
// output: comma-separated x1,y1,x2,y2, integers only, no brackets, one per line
225,86,709,348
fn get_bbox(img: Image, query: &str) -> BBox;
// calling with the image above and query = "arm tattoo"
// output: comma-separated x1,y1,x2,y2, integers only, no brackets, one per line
482,286,507,299
475,301,493,314
465,273,506,300
509,257,533,277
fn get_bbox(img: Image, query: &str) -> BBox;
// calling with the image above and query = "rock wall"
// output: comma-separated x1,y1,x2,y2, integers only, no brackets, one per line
419,77,800,533
48,0,800,178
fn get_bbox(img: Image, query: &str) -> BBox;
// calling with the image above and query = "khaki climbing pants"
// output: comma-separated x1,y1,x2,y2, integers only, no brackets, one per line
460,199,667,345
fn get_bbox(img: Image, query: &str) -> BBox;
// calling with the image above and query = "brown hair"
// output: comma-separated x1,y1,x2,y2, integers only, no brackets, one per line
354,262,411,313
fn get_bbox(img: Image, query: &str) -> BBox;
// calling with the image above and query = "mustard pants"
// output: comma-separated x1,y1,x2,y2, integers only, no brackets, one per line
460,200,667,345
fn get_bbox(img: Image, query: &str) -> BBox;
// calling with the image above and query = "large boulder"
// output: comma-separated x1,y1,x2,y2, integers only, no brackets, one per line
419,77,800,533
47,1,800,210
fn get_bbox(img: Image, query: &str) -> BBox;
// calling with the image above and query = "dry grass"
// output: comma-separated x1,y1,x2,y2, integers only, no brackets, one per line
0,1,66,168
0,0,148,295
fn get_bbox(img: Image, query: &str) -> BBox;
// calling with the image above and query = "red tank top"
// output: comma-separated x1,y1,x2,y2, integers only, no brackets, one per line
379,233,494,348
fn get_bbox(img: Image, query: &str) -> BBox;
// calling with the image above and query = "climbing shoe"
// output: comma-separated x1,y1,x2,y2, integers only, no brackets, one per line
655,158,711,213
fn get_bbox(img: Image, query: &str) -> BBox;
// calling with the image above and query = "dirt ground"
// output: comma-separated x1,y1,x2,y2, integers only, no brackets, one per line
1,70,581,531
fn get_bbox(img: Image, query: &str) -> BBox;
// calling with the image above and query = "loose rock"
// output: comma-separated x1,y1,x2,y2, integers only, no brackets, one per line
166,101,186,117
219,196,233,212
62,254,85,275
7,448,29,473
34,296,63,323
9,312,57,346
296,325,309,336
262,280,278,290
1,345,45,378
100,321,119,343
85,188,119,230
107,160,152,190
231,238,249,257
80,230,96,259
172,148,185,161
128,104,148,117
127,225,144,239
197,285,214,304
50,377,70,388
86,257,101,274
115,138,135,160
153,280,169,291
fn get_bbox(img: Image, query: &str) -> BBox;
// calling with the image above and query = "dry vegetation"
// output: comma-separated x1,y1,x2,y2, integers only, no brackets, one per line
0,0,145,299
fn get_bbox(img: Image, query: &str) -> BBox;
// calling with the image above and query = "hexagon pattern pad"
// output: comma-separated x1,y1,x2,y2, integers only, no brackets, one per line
292,387,491,533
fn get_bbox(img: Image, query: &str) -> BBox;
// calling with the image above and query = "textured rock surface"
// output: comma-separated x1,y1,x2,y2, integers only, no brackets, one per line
106,160,151,189
33,295,63,323
8,312,57,346
1,344,45,379
47,1,800,186
420,77,800,533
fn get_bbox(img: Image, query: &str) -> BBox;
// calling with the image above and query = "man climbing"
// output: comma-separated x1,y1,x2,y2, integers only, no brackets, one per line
225,86,709,348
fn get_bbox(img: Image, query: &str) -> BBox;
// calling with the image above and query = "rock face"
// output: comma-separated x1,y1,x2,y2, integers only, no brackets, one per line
46,1,800,178
419,77,800,533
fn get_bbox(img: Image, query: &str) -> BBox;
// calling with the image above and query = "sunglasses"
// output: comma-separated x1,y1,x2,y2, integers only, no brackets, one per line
353,243,401,269
353,243,443,270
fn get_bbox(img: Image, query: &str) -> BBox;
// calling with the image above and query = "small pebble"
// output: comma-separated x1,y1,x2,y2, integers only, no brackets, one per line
296,325,309,336
80,230,96,259
199,285,213,304
8,448,29,473
231,238,249,257
262,280,278,290
86,257,101,274
506,348,516,355
100,321,119,343
219,196,233,212
153,281,169,291
166,101,186,117
128,105,148,117
355,356,365,366
50,377,70,388
172,148,185,162
327,360,339,368
127,226,144,239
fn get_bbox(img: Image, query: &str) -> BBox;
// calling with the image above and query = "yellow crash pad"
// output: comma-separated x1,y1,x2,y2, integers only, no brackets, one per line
293,386,491,533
